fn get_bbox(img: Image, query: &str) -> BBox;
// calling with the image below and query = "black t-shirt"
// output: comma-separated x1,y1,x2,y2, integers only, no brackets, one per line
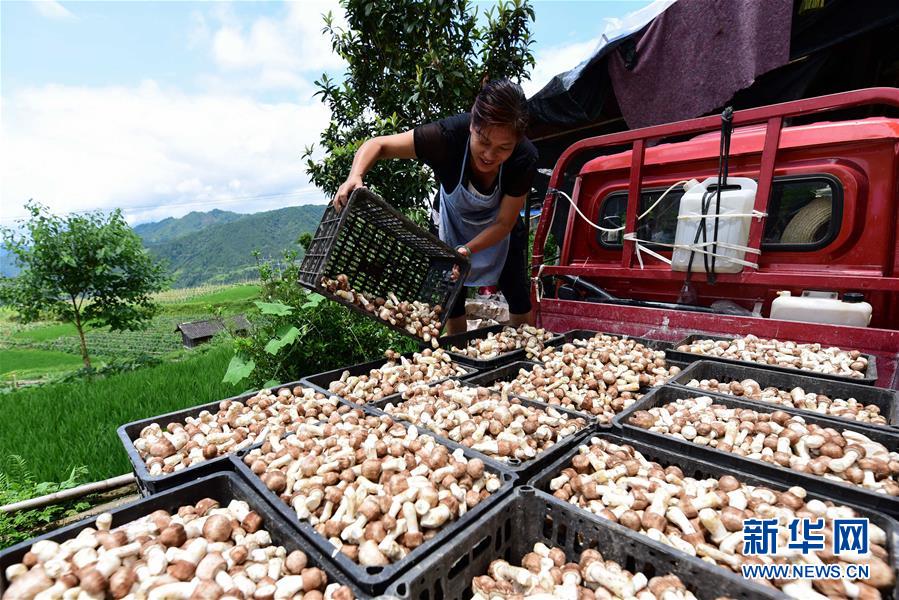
413,113,538,200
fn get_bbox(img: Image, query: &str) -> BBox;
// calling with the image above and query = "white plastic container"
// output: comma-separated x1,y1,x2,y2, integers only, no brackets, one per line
671,177,757,273
770,291,872,327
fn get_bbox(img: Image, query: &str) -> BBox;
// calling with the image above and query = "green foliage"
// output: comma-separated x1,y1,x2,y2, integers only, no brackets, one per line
0,456,90,549
304,0,535,213
1,202,169,368
0,345,236,482
225,250,416,388
143,206,326,288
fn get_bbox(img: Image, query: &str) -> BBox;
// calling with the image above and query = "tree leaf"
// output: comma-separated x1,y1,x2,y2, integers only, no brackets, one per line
301,293,325,309
223,355,256,384
261,379,281,389
264,325,301,355
254,301,294,316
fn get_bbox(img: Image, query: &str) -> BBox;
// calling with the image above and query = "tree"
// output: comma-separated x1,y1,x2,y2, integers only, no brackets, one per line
304,0,535,214
1,202,170,369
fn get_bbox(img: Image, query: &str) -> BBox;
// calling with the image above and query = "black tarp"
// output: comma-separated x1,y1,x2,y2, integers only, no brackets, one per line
527,0,899,156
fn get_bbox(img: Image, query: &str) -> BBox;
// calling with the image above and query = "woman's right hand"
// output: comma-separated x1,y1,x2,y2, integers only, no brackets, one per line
333,175,364,212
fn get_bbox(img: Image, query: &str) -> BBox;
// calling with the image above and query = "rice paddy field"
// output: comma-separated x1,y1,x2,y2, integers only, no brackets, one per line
0,282,260,384
0,282,262,480
0,345,240,482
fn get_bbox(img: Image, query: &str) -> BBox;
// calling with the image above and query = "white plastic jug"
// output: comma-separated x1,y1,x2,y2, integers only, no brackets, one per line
770,291,872,327
671,177,757,273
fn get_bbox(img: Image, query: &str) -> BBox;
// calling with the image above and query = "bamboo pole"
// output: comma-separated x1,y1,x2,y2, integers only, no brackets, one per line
0,473,135,514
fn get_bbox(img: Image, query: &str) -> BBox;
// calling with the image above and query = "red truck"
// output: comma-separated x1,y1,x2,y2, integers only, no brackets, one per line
530,87,899,389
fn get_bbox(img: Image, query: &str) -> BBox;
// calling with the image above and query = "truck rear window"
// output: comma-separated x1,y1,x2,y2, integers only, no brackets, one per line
595,175,841,252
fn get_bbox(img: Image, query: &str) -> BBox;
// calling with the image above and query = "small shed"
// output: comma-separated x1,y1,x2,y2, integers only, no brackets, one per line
176,315,251,348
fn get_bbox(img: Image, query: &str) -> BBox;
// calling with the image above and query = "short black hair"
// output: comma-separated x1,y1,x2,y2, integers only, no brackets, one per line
471,78,529,138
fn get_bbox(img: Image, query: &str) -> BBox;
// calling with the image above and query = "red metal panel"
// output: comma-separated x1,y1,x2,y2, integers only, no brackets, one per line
622,140,645,269
537,299,899,390
744,117,782,264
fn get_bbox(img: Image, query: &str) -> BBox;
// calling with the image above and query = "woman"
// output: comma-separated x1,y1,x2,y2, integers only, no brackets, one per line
333,78,537,335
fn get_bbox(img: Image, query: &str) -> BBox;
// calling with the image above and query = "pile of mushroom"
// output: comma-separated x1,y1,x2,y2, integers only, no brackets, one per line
326,348,469,405
489,335,679,425
627,396,899,495
133,386,347,476
472,543,709,600
2,497,354,600
241,411,503,567
384,380,588,463
548,437,895,598
676,335,868,379
448,325,557,360
684,377,889,425
320,275,442,346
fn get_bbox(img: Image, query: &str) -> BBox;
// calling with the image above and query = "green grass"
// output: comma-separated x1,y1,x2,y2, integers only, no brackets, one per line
0,345,241,482
184,284,260,304
12,322,81,342
0,349,85,379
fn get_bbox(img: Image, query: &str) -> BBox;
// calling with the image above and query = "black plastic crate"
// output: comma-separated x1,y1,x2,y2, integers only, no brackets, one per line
546,328,674,352
430,324,565,369
230,426,516,595
528,431,899,600
384,487,784,600
614,385,899,517
118,380,313,496
300,351,476,408
298,188,469,342
371,384,594,480
0,472,369,598
667,333,878,385
459,360,540,388
671,360,899,431
464,357,686,429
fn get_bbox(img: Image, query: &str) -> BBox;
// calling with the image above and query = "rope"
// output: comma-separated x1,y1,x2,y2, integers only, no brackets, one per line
549,180,689,233
623,232,761,269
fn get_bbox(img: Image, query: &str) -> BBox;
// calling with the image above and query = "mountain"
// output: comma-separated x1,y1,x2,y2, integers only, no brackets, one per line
145,205,326,287
134,209,244,244
0,246,19,278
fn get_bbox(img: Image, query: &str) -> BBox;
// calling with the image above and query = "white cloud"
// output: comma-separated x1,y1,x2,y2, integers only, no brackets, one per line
31,0,75,20
523,38,600,97
0,82,332,226
189,0,346,95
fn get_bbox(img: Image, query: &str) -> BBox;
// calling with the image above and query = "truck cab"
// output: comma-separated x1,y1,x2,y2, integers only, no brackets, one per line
532,88,899,388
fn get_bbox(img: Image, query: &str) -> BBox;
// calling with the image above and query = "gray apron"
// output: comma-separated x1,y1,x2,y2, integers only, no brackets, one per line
437,137,510,287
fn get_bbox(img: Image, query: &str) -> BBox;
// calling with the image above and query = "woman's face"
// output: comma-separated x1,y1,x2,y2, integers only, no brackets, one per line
469,124,517,175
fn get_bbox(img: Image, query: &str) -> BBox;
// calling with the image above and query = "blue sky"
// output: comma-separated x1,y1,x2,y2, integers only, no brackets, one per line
1,0,655,225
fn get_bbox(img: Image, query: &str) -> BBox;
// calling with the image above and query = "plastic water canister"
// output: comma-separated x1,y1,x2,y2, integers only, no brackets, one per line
671,177,757,273
770,291,872,327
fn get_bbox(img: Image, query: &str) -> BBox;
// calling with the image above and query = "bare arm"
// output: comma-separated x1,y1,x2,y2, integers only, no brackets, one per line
464,193,525,254
333,131,416,210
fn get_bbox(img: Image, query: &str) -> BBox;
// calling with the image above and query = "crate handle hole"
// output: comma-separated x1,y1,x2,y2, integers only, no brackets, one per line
366,567,384,575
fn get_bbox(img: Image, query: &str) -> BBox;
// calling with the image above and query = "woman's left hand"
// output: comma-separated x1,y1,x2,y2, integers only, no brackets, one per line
452,245,471,281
